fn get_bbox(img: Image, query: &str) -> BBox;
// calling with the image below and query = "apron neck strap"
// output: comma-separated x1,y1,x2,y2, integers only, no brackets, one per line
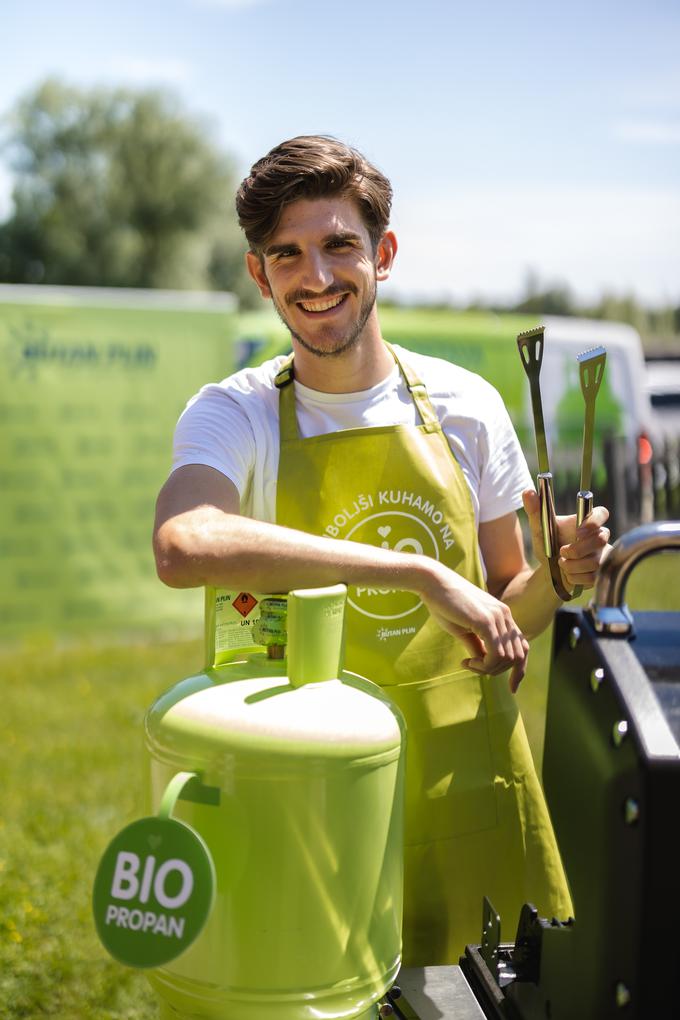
384,342,440,429
275,343,441,439
274,356,295,389
275,355,298,441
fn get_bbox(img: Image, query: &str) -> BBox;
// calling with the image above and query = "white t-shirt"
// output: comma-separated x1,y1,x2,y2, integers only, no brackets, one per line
172,344,532,527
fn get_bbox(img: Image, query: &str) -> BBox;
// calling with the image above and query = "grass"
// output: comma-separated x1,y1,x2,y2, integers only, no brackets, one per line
0,554,677,1018
0,637,202,1019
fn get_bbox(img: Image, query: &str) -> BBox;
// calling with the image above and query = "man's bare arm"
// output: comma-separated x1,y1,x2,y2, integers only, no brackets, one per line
479,492,611,650
154,465,530,687
480,511,560,651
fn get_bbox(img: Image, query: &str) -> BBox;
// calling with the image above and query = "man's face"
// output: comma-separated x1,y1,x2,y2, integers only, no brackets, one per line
246,196,395,359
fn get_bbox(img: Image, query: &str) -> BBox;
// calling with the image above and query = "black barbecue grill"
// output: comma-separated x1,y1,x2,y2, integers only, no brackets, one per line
380,521,680,1020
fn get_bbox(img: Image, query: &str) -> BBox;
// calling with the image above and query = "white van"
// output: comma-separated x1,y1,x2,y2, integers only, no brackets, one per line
644,357,680,440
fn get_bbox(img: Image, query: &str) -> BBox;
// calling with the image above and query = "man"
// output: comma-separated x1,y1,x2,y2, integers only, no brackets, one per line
154,135,610,965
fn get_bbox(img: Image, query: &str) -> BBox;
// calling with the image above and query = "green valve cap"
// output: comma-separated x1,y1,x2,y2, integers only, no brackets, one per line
287,584,347,687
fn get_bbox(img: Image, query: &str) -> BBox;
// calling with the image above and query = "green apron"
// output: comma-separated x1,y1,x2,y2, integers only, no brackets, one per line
274,346,572,966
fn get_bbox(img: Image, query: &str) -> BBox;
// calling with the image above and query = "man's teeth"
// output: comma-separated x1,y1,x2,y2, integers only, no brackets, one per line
299,295,344,312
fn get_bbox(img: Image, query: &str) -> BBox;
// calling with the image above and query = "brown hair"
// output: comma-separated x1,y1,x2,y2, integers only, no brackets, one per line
236,135,393,254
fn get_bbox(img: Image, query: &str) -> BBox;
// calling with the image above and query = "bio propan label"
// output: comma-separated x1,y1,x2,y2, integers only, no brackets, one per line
93,816,215,968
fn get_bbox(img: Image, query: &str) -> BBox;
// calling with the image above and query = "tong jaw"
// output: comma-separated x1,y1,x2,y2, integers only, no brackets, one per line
517,325,545,372
577,345,606,398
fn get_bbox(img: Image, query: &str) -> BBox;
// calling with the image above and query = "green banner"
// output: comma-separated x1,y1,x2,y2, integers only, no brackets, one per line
0,287,237,642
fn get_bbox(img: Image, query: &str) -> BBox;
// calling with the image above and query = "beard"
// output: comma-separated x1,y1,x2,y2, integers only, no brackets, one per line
270,276,378,359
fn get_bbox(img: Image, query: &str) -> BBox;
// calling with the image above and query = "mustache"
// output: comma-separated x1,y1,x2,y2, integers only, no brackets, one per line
286,284,357,306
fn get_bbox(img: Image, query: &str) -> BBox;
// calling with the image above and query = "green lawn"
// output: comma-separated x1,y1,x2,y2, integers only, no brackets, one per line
0,638,202,1018
1,555,676,1018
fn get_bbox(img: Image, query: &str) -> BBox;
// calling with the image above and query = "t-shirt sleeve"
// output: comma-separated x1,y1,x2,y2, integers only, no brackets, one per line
477,383,533,523
171,385,257,498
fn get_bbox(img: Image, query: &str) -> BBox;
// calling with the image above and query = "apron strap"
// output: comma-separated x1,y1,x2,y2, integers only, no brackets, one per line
274,356,295,389
274,355,300,441
275,344,442,440
384,342,441,430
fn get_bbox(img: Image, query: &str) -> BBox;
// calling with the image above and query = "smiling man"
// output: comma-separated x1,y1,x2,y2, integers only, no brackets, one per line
153,135,610,965
249,196,382,362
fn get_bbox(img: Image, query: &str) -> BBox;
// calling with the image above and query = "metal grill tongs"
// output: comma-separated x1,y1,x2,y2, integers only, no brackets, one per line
517,326,572,600
572,344,607,597
517,326,607,601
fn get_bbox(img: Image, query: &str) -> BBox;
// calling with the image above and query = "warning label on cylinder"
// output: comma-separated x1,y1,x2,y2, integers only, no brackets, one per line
232,592,258,618
213,589,277,657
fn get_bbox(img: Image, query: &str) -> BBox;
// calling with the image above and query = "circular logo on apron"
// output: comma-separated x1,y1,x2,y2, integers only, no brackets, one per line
346,511,440,620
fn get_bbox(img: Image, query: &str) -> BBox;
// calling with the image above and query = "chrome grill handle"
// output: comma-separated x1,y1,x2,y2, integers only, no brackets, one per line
589,521,680,635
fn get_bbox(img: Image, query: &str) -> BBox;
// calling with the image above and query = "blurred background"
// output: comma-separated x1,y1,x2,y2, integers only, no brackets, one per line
1,1,679,1016
2,0,679,312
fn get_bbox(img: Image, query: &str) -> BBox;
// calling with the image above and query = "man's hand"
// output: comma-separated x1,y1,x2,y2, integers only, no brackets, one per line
522,489,611,594
418,561,529,693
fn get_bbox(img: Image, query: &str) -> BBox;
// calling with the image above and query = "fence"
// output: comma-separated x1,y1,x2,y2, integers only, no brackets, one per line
645,435,680,522
549,434,680,542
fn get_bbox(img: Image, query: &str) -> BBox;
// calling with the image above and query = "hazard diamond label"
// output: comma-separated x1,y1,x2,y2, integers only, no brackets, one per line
233,592,258,618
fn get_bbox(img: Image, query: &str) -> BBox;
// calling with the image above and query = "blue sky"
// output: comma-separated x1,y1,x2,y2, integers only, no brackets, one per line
2,0,679,305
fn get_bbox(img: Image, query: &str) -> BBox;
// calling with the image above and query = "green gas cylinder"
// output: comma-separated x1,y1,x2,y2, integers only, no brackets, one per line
144,584,405,1020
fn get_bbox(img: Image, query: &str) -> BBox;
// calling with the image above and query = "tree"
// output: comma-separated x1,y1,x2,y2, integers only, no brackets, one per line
511,268,575,317
0,78,254,301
